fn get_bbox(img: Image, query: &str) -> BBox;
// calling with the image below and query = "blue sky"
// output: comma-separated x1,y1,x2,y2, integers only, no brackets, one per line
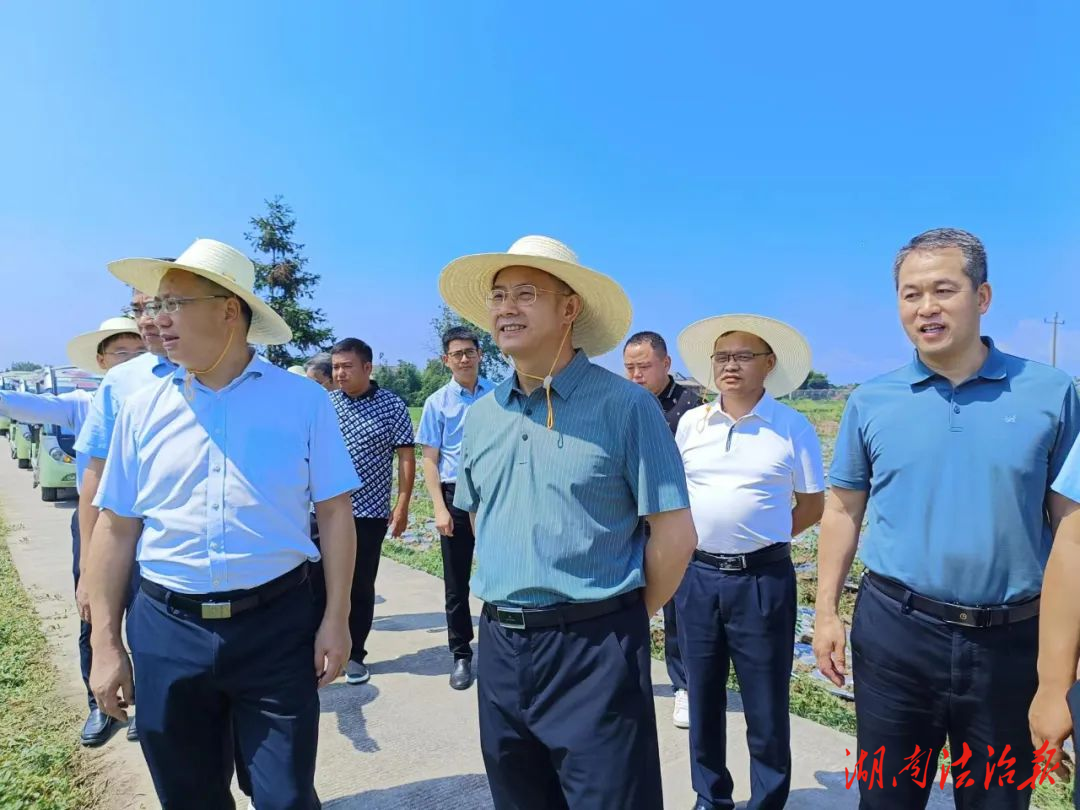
3,2,1079,381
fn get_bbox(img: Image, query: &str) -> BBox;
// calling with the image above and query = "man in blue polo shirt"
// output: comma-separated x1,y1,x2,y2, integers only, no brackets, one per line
440,235,698,809
418,325,494,691
814,228,1080,810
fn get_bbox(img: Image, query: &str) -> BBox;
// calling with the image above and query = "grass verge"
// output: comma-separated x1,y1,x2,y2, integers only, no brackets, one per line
0,515,98,810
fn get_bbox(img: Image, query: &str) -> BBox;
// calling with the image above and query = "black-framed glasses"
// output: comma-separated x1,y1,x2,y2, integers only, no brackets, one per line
484,284,572,310
711,351,773,365
144,295,232,317
447,348,479,361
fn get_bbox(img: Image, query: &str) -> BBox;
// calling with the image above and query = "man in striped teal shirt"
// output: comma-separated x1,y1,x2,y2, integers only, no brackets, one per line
440,235,698,810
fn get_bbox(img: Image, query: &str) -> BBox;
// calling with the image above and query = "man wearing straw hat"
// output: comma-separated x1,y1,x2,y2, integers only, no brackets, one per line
83,238,360,810
0,315,143,747
440,235,698,809
674,314,825,810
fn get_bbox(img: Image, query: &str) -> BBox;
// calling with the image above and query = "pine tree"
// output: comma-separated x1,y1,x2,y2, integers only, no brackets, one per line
244,196,334,366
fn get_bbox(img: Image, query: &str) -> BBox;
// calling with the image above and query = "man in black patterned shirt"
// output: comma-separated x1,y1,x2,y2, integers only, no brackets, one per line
330,337,415,686
624,330,702,729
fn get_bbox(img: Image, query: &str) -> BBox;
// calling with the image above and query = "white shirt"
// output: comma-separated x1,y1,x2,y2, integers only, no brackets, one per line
675,393,825,554
0,390,92,492
95,353,361,594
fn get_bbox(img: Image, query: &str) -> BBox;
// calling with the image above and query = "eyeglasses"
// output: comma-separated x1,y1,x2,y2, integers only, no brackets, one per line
484,284,573,310
122,305,147,318
143,295,232,317
711,351,773,365
447,349,479,361
102,349,147,360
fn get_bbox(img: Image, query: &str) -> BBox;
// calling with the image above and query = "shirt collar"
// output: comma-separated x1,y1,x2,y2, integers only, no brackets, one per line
659,376,679,401
449,376,492,397
340,380,380,401
170,350,265,391
706,391,775,425
495,349,591,405
901,337,1008,386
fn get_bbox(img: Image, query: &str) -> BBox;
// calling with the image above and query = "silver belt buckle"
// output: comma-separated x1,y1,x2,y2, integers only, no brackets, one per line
201,601,232,620
716,554,747,571
496,607,526,630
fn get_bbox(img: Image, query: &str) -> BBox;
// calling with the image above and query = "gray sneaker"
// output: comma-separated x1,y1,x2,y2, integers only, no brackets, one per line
345,660,370,685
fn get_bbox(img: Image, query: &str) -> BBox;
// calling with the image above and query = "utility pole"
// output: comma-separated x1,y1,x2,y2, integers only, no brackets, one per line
1044,312,1065,367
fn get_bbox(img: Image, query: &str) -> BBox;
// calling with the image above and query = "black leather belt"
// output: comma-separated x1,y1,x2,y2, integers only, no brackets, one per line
483,590,642,630
140,562,309,620
693,542,791,572
865,571,1040,628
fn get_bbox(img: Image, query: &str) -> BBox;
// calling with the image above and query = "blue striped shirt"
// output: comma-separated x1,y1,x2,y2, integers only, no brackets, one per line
454,349,690,607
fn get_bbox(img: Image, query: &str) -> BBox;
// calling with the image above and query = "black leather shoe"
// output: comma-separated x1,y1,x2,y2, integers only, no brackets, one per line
449,658,473,690
126,714,138,742
80,708,115,747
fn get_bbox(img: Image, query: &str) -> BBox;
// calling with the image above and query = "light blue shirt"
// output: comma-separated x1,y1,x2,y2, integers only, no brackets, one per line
417,376,494,483
0,390,92,492
830,338,1080,605
454,349,690,607
75,351,176,460
1052,433,1080,503
94,353,361,594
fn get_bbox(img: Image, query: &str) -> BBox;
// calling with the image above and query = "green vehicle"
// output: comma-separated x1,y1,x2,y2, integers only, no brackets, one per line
7,377,35,470
30,367,101,501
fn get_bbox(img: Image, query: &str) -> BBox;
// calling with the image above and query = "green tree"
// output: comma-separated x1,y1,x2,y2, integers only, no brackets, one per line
372,354,425,405
6,361,42,372
799,369,831,390
244,195,334,367
430,305,510,382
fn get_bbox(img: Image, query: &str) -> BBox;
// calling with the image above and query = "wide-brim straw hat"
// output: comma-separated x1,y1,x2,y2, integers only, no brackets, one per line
107,238,293,346
678,314,812,398
438,235,632,358
65,317,141,374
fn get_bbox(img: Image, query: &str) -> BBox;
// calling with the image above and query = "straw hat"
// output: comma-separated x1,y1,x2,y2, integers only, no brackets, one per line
65,317,141,374
438,235,632,358
107,238,293,346
678,314,812,398
287,365,307,376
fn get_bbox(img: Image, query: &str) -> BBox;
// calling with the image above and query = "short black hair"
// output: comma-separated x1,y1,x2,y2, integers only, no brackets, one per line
442,326,480,354
96,331,140,355
624,331,667,357
331,337,373,364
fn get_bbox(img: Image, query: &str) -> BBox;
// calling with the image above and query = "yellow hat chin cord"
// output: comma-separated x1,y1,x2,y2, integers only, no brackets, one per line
515,325,572,430
183,327,236,402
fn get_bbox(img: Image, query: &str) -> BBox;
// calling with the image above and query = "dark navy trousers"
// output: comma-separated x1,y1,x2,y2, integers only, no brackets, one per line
70,507,139,711
127,572,321,810
663,598,687,691
674,555,797,810
477,592,663,809
850,573,1039,810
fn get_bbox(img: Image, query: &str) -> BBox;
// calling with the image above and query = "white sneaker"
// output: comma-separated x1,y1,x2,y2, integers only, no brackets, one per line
673,689,690,729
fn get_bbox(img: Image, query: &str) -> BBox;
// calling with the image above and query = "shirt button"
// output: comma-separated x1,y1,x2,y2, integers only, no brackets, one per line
213,579,220,587
522,433,529,441
212,503,220,511
525,408,533,416
953,405,960,414
212,464,221,473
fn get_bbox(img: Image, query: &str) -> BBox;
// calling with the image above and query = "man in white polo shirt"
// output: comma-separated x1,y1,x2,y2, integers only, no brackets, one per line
674,315,825,810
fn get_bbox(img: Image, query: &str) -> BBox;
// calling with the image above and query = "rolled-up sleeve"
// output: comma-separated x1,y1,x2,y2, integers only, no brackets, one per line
828,395,871,491
94,401,141,518
308,392,362,503
623,390,689,516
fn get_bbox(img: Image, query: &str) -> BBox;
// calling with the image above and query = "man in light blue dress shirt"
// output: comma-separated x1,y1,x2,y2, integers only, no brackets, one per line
0,314,143,747
84,239,359,810
418,325,494,690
